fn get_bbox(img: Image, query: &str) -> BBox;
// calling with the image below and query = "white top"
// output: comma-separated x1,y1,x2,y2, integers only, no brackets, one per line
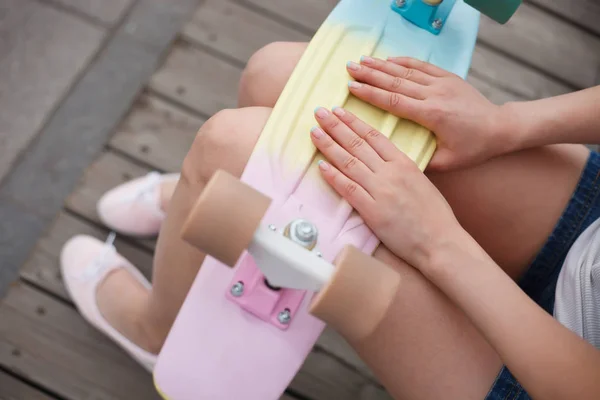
554,217,600,348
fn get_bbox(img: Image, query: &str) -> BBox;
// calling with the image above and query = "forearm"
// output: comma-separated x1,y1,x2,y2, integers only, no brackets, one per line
427,234,600,400
501,86,600,150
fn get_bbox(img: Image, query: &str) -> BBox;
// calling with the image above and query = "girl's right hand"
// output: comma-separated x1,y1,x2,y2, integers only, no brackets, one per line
346,56,519,171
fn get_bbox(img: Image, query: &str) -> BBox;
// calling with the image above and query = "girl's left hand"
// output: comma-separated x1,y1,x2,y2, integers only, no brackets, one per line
311,106,465,271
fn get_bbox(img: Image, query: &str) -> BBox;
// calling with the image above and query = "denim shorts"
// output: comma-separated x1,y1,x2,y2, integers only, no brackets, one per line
485,150,600,400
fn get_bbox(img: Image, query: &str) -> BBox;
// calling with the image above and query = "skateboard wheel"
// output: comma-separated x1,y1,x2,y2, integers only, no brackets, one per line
309,246,400,343
465,0,521,24
181,169,271,266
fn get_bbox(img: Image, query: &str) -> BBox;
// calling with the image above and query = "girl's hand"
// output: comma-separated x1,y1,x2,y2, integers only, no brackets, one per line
346,56,516,171
311,106,467,271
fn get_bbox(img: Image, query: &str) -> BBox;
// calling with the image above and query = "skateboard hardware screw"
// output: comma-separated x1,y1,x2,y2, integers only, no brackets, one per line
432,18,443,30
395,0,406,7
268,224,277,231
285,219,318,250
230,282,244,297
296,222,315,241
316,251,322,258
278,308,292,324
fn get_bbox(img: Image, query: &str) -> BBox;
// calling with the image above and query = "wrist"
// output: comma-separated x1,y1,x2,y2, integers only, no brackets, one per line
494,101,528,154
423,228,491,283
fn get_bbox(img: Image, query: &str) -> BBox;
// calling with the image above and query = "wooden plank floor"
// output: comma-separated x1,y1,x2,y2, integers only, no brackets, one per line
2,0,600,398
0,0,106,182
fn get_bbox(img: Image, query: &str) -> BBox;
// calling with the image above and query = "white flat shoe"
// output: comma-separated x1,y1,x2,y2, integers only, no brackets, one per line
97,172,179,237
60,233,157,372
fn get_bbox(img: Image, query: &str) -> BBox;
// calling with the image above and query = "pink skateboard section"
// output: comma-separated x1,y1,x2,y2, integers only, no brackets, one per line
155,151,380,399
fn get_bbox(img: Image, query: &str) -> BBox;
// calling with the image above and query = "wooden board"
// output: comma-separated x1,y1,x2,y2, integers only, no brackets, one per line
0,282,161,400
292,351,388,400
0,0,105,182
109,93,203,173
149,40,241,116
242,0,337,32
182,0,307,63
470,45,570,100
40,0,134,25
528,0,600,36
0,370,54,400
478,4,600,88
20,212,154,301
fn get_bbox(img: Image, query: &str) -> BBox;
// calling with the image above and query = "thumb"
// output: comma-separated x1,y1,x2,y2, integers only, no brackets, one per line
427,148,455,171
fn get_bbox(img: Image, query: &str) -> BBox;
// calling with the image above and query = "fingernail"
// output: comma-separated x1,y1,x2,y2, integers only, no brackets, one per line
348,81,362,89
346,61,361,71
318,160,330,171
360,56,374,64
332,106,345,117
311,126,324,139
314,107,329,119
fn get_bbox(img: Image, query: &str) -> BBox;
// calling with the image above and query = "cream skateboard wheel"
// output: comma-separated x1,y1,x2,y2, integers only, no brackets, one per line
310,246,400,343
181,169,271,266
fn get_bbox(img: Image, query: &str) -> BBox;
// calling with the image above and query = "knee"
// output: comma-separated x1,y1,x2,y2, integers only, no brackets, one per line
181,107,269,188
181,109,240,187
238,42,293,107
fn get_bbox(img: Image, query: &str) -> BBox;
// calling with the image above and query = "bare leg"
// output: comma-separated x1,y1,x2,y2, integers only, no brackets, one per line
159,179,177,212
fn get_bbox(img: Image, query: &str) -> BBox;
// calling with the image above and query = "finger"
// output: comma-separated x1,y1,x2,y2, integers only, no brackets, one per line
331,107,402,162
317,160,374,214
346,61,427,99
386,57,452,78
348,81,425,123
358,56,434,85
310,125,375,191
314,107,384,171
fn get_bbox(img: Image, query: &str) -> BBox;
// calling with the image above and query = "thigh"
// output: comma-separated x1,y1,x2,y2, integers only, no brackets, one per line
428,144,589,279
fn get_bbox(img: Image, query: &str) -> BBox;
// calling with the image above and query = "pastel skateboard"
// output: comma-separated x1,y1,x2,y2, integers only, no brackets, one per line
154,1,521,399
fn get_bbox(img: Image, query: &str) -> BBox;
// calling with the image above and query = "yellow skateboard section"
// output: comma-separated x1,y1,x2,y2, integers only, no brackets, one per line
255,22,436,180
